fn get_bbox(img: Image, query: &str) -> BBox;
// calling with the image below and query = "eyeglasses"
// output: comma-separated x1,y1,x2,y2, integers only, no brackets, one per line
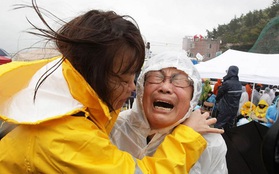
145,71,193,88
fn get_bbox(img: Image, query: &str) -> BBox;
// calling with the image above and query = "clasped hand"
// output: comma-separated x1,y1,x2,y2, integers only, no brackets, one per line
182,109,224,134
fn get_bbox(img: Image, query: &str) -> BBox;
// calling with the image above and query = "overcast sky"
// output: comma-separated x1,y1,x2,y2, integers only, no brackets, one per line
0,0,272,55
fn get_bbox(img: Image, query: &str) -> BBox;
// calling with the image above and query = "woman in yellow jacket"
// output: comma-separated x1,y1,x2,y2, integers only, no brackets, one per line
240,101,256,116
0,1,223,173
255,99,269,119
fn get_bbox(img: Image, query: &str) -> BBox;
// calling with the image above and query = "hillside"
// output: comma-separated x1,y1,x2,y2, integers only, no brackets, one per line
206,0,279,53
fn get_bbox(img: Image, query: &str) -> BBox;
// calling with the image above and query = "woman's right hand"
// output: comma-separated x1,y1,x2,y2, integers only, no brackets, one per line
182,109,224,134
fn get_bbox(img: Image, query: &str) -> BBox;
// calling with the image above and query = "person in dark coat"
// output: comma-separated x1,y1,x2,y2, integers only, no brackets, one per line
214,65,242,129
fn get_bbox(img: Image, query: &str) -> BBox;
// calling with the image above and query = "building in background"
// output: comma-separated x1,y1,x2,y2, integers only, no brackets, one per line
182,35,221,61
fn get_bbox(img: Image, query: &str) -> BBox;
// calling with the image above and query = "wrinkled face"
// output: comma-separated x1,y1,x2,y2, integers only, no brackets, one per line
142,68,193,129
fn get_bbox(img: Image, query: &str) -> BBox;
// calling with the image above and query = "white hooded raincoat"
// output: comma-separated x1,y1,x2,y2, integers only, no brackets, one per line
111,51,228,174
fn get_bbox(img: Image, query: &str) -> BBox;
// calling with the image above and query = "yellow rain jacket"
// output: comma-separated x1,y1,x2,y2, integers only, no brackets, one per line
240,101,256,116
0,57,206,174
255,99,269,118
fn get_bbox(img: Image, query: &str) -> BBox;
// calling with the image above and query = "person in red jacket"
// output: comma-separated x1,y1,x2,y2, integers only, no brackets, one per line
213,79,222,96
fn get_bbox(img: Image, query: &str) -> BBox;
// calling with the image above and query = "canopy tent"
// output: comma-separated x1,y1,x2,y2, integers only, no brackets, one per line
195,49,279,85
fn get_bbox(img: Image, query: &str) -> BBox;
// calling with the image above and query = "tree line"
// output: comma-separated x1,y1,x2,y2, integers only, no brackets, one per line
206,0,279,52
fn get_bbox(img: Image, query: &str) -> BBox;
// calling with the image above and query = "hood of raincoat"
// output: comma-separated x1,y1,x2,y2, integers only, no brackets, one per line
131,51,202,135
257,99,269,108
0,57,118,133
223,65,239,81
267,98,279,115
110,51,227,174
264,87,271,93
241,86,246,92
244,101,256,108
204,79,210,85
265,98,279,127
255,99,269,118
240,101,256,116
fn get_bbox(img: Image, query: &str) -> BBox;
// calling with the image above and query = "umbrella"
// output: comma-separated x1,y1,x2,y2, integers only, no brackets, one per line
262,118,279,174
222,121,269,174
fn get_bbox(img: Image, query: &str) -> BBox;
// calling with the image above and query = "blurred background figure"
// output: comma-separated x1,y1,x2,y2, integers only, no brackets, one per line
237,86,249,116
215,65,242,129
263,98,279,128
213,79,222,96
260,87,272,106
254,99,269,122
245,83,252,101
252,84,262,106
199,79,212,106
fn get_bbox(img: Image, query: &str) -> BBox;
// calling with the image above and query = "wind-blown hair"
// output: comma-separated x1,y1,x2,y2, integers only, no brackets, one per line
21,0,145,111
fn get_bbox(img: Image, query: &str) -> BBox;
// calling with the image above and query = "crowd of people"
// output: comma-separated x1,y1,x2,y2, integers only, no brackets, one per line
197,72,279,129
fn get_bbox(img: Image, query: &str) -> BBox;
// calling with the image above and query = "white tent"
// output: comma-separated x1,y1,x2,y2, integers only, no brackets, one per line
195,49,279,85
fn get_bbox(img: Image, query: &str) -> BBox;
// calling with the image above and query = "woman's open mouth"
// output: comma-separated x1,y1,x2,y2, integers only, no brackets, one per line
153,100,174,111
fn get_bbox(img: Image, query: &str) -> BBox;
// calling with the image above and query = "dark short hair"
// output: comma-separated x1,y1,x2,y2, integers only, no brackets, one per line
256,85,261,91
